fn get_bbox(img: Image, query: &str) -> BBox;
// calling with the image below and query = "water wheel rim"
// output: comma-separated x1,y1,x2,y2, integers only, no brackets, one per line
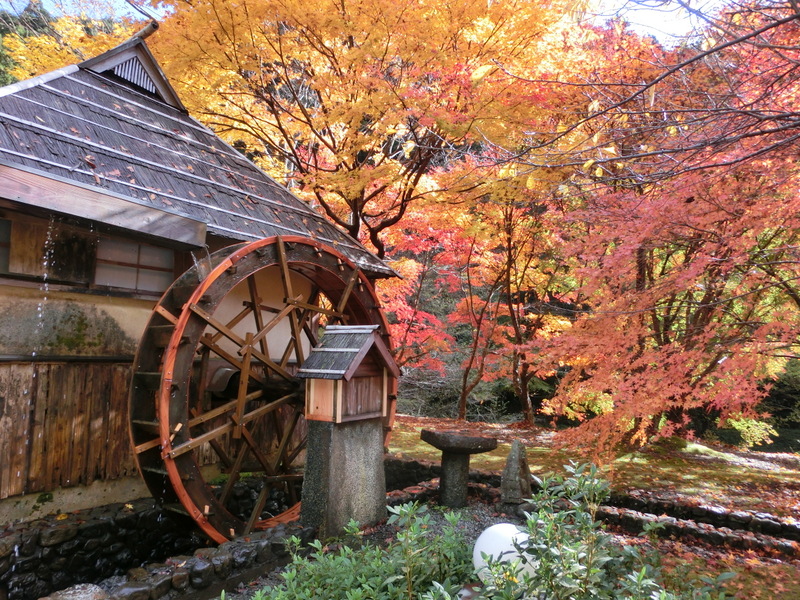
131,236,391,543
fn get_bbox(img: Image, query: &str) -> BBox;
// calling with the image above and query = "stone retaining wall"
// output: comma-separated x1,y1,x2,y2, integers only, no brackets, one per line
608,491,800,544
0,498,311,600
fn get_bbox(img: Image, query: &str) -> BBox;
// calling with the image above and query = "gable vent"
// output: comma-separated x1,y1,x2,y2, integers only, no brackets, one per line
104,57,156,95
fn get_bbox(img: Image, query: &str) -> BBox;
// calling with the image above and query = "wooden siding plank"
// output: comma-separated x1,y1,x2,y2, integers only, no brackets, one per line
110,364,136,478
88,363,111,481
67,365,90,486
0,364,35,498
26,363,49,494
343,377,383,419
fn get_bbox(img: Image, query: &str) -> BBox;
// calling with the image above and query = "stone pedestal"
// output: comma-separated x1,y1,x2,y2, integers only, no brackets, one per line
301,419,387,538
420,429,497,508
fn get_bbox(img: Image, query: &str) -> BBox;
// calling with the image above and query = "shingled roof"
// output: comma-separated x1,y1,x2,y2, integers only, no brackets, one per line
297,325,400,380
0,35,394,278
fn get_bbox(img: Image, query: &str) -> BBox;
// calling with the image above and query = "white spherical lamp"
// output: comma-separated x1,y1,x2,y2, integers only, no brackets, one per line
472,523,534,582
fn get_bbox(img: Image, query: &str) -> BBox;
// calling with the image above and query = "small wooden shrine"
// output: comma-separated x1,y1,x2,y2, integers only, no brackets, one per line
298,325,400,423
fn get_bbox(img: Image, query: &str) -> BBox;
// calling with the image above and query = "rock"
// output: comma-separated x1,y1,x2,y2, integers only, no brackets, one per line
196,547,233,578
40,583,108,600
148,572,173,598
229,543,258,569
500,440,532,507
109,581,151,600
189,557,215,589
170,568,189,591
39,526,78,547
729,511,752,525
0,534,21,559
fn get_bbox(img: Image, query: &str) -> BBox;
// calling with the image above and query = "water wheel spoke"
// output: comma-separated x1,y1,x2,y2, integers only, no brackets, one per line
154,304,178,324
236,421,277,477
207,304,253,346
219,441,251,504
246,299,301,351
188,405,235,467
334,267,361,321
166,420,235,458
203,435,234,469
134,437,161,454
277,237,306,365
246,276,271,361
196,345,211,414
283,432,307,467
198,332,277,384
244,485,270,535
301,288,322,344
240,393,295,425
233,333,254,439
272,408,303,474
286,296,344,320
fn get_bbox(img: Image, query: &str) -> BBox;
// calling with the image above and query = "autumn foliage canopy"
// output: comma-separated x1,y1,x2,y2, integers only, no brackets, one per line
5,0,800,455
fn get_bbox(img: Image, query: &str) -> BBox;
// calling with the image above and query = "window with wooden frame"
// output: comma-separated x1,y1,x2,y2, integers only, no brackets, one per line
0,211,176,294
94,237,175,293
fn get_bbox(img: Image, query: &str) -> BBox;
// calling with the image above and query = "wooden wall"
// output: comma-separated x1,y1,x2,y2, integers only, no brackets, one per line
0,361,137,500
342,376,384,419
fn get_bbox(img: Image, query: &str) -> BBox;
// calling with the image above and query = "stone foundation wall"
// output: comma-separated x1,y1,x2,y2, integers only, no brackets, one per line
0,498,310,600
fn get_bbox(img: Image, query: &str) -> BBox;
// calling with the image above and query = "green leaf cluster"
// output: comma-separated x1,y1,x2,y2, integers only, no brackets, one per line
254,503,472,600
478,462,734,600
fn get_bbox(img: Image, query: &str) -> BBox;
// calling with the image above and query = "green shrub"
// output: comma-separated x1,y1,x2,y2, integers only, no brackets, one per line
251,503,472,600
722,414,778,448
240,464,733,600
759,359,800,429
478,463,734,600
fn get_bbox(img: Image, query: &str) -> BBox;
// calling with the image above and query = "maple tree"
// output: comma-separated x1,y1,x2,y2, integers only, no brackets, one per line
148,0,584,257
0,1,55,85
500,0,800,453
445,170,577,422
1,1,137,78
378,159,580,421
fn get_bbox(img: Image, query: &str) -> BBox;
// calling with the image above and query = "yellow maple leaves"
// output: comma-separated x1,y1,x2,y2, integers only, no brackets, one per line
4,14,134,80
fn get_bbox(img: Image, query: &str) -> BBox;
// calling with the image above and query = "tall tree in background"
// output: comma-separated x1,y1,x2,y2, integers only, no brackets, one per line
0,1,55,85
507,0,800,453
1,0,136,80
150,0,582,257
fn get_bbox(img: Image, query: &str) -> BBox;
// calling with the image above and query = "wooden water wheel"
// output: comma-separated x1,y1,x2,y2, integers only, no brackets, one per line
128,236,391,543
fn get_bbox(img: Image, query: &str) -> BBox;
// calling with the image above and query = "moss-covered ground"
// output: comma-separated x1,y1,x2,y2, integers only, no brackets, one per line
387,415,800,599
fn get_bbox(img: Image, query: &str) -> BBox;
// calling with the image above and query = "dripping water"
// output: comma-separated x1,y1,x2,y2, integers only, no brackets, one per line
32,216,57,360
191,245,213,282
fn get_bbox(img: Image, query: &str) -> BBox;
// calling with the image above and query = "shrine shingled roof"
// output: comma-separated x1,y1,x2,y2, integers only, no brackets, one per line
0,35,393,278
296,325,400,380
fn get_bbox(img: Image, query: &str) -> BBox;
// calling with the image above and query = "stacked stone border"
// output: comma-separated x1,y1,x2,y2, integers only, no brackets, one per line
2,455,798,600
385,457,800,557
